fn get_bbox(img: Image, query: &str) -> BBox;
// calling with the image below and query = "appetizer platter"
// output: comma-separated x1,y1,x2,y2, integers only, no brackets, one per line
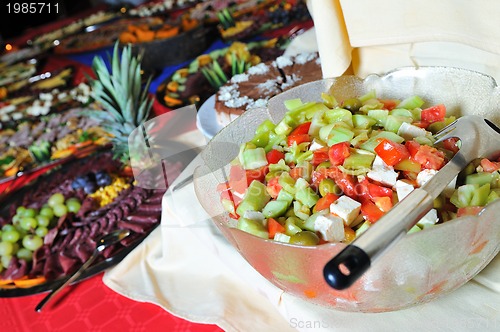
126,0,201,17
0,151,169,296
216,0,311,41
29,10,120,51
53,17,163,55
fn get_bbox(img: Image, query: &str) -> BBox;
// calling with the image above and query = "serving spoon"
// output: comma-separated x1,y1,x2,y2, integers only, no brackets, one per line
35,229,130,312
324,115,500,290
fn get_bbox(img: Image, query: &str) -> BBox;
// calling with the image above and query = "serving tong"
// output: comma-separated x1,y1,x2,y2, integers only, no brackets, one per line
324,115,500,290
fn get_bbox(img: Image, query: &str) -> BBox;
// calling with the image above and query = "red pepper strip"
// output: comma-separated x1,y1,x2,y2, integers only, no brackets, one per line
315,193,339,211
312,147,329,166
268,217,285,238
360,200,385,222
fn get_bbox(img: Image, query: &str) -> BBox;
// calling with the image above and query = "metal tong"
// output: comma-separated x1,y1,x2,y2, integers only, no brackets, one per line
323,115,500,290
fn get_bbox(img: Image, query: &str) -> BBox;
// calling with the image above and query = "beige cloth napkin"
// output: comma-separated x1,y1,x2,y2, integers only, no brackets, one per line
305,0,500,82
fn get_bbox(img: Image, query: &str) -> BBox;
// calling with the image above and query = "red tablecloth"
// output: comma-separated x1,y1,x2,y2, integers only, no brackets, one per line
0,273,223,332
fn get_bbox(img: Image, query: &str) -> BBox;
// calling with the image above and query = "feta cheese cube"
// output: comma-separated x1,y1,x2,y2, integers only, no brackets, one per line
397,122,431,140
416,169,438,187
394,180,415,201
309,139,325,151
330,195,361,226
417,209,438,229
367,168,398,187
273,232,291,243
314,214,345,242
367,155,399,187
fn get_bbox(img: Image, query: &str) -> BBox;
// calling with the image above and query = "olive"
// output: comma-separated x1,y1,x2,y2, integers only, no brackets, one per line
342,98,362,112
319,178,340,196
289,231,320,246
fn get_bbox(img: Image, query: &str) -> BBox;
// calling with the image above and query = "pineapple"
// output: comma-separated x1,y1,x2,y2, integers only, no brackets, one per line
86,43,153,163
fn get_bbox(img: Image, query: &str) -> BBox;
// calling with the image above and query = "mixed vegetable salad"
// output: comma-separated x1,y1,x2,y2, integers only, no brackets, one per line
217,91,500,245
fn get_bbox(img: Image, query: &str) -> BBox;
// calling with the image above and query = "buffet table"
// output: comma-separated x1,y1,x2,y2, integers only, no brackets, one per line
1,1,500,331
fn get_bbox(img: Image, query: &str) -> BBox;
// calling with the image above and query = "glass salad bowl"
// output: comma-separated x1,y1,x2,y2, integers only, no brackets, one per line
193,67,500,312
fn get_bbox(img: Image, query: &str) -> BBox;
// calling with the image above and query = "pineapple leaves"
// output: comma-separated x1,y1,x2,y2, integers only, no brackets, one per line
89,41,153,163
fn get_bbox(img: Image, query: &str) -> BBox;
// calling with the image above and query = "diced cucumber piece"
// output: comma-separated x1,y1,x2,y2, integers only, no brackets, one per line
327,127,355,146
359,90,376,103
309,109,327,136
465,172,495,186
321,92,338,108
407,225,422,234
450,184,478,208
264,132,286,152
352,114,377,129
274,119,293,136
343,149,375,170
367,109,389,126
351,131,369,147
279,172,296,195
397,95,425,109
359,100,384,113
410,108,421,120
277,190,294,205
255,119,276,135
237,217,268,239
295,178,309,191
325,108,353,127
269,159,290,173
241,147,268,170
293,201,311,220
355,220,371,237
295,187,320,208
487,190,499,204
470,183,490,206
319,123,335,142
251,131,269,148
262,200,290,218
285,217,303,235
284,98,303,111
390,108,414,118
236,181,271,216
384,115,413,133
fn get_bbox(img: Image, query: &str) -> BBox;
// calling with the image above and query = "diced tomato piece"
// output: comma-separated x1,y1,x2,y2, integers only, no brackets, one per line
413,145,445,170
360,200,385,222
266,149,285,164
421,104,446,123
367,181,393,198
315,193,339,211
290,121,312,135
268,217,285,238
412,120,430,129
325,167,358,198
379,99,399,111
441,137,459,154
312,147,329,166
328,142,351,166
480,158,500,172
373,196,393,212
457,206,484,217
405,140,421,158
311,167,328,187
228,165,268,194
374,139,410,166
266,176,282,198
287,133,311,146
289,166,306,180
